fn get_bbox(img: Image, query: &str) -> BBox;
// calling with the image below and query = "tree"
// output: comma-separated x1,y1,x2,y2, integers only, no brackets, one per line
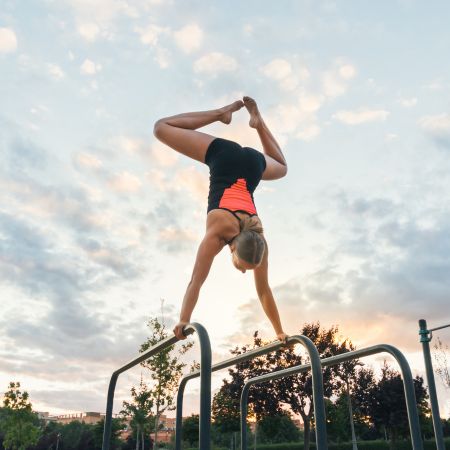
139,316,196,448
92,418,124,450
121,377,154,450
59,420,95,450
275,323,351,450
257,412,300,443
434,337,450,388
367,362,429,449
182,414,199,446
212,331,282,429
0,382,41,450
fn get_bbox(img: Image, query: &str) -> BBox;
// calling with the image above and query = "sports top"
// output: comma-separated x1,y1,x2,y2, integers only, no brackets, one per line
205,138,266,218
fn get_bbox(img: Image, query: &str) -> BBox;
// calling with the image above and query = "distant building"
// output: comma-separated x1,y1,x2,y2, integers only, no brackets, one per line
54,411,103,425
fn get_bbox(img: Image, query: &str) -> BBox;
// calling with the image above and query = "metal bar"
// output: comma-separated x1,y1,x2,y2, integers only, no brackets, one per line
174,335,328,450
102,323,211,450
429,323,450,333
240,344,424,450
419,319,445,450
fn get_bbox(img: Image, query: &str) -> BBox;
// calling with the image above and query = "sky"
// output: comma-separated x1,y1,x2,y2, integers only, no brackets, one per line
1,0,450,420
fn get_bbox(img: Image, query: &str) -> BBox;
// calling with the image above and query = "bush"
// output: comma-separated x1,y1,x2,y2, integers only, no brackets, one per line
251,438,450,450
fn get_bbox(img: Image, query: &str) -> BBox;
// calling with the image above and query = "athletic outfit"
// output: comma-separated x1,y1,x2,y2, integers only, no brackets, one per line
205,137,266,220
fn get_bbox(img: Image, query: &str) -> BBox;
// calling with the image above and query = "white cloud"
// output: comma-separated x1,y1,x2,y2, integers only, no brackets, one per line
297,124,321,141
151,141,179,167
158,226,198,245
174,166,208,202
74,152,103,169
261,59,293,81
322,71,347,98
398,97,417,108
114,135,145,154
339,64,356,80
299,93,323,113
418,114,450,133
193,52,237,74
322,62,356,98
0,27,18,53
173,24,203,54
77,23,100,42
261,58,307,92
333,108,389,125
109,171,142,193
136,24,170,46
47,64,65,80
80,59,102,75
385,133,398,142
154,47,170,68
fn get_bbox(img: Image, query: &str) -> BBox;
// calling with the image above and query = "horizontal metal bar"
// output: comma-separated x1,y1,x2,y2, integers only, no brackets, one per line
102,325,204,450
429,323,450,333
175,335,328,450
240,343,423,450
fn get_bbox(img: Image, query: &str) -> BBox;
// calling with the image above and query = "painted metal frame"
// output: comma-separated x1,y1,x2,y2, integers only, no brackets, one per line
240,344,424,450
419,319,450,450
102,322,212,450
174,334,328,450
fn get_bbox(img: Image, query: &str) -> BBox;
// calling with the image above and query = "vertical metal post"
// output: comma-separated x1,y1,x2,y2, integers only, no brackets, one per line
419,319,445,450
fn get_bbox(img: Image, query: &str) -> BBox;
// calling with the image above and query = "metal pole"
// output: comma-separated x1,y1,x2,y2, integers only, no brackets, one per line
175,335,327,450
240,344,424,450
419,319,445,450
102,323,211,450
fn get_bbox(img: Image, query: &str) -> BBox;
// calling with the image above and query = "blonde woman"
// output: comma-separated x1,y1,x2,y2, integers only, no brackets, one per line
154,97,288,343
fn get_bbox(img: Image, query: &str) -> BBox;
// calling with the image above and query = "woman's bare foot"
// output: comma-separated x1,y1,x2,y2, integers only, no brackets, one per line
219,100,244,124
243,96,263,129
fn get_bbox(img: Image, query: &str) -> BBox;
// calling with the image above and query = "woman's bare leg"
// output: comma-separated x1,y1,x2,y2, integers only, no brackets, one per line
243,96,288,180
153,101,244,163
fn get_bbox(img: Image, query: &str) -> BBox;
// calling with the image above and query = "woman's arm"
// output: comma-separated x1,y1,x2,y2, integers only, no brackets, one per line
173,232,224,339
253,238,288,342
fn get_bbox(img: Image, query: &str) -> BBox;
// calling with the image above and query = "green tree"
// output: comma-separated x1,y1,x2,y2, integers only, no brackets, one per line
0,382,41,450
182,414,199,446
275,323,351,450
92,417,124,450
62,420,96,450
367,362,429,449
212,331,281,433
121,377,154,450
139,316,195,448
257,412,300,443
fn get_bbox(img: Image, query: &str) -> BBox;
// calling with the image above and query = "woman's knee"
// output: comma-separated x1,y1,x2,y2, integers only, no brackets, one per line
153,119,167,139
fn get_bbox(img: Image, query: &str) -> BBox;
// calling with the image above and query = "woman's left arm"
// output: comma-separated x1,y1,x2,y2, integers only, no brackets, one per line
253,238,288,343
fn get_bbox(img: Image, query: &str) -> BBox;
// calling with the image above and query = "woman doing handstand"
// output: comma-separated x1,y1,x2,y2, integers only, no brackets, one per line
153,97,288,343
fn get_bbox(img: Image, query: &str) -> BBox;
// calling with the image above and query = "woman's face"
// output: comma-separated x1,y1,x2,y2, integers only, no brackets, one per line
230,246,257,273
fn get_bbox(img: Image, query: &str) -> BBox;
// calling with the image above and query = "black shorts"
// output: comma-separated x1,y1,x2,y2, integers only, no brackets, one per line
205,138,266,214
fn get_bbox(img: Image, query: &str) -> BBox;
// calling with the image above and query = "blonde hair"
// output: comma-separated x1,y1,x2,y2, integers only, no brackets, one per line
234,215,266,265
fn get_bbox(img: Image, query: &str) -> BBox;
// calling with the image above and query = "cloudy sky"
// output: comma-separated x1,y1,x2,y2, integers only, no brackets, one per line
1,0,450,419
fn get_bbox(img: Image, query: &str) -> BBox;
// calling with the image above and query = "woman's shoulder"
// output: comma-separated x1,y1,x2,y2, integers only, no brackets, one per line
206,209,241,241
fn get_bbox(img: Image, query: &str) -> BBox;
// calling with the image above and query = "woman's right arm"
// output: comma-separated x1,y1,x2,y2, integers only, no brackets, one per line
173,232,224,339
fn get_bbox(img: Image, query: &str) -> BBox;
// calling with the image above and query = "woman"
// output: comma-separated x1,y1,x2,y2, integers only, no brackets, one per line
154,96,288,343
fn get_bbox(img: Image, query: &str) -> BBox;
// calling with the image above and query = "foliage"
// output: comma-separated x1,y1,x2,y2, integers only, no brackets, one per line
274,323,354,450
365,362,429,447
139,315,196,447
181,414,199,446
434,337,450,389
0,382,41,450
121,376,154,450
212,330,282,434
257,412,301,443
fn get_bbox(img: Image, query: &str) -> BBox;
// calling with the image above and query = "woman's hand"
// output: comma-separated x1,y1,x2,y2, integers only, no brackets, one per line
277,332,289,345
173,321,189,340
